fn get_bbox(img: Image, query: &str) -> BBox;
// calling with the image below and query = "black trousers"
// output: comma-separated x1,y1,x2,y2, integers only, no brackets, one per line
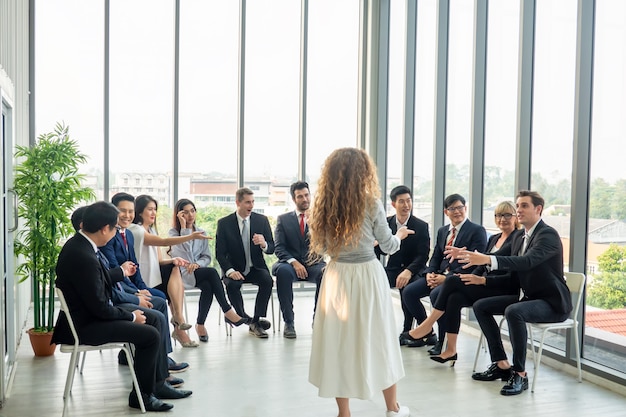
223,267,273,322
77,307,167,395
193,266,233,324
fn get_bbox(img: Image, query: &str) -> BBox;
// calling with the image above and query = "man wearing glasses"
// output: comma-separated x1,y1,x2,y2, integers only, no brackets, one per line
401,194,487,354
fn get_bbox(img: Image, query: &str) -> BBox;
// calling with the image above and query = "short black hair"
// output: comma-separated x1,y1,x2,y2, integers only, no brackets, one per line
111,192,135,207
390,185,412,202
71,206,88,232
444,193,466,209
290,181,309,199
82,202,119,233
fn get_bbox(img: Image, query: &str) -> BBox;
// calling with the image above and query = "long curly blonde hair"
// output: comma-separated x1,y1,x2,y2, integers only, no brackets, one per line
309,147,380,258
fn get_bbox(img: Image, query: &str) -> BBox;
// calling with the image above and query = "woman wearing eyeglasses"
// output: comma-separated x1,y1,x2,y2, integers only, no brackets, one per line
403,201,522,365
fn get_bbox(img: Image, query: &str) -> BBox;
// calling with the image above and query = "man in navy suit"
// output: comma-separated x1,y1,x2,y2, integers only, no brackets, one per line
52,202,190,411
461,190,572,395
375,185,431,344
216,187,275,338
402,193,487,354
272,181,326,339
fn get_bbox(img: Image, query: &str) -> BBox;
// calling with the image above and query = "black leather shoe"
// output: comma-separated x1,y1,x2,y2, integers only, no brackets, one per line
428,341,443,355
472,362,513,381
154,382,193,399
500,372,529,395
129,391,174,411
258,318,271,330
118,349,129,366
166,376,184,388
284,324,297,339
399,332,435,348
424,333,437,346
249,322,269,338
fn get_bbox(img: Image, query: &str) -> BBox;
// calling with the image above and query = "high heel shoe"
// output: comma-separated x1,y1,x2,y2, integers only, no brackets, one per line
224,317,249,327
430,353,457,367
195,324,208,343
171,330,199,348
171,317,192,331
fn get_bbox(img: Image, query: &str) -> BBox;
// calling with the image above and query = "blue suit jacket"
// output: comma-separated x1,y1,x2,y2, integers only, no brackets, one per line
100,229,149,293
424,219,487,275
272,211,314,272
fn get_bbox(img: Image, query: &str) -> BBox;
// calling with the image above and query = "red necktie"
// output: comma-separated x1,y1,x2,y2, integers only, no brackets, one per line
446,227,456,247
120,230,128,250
299,213,305,236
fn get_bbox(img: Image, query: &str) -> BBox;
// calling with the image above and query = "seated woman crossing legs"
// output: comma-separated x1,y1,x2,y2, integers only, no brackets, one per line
404,201,522,364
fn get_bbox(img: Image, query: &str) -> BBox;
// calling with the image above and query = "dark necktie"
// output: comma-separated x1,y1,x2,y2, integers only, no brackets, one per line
299,213,305,236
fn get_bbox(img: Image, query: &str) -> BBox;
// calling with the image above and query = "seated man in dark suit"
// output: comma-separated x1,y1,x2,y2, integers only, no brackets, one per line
53,202,190,412
272,181,326,339
458,190,572,396
216,187,275,338
98,192,188,373
374,185,431,345
402,193,487,355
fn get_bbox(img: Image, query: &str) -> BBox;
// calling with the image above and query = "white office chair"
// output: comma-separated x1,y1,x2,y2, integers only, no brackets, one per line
527,271,585,392
55,287,145,415
472,272,585,392
226,282,276,336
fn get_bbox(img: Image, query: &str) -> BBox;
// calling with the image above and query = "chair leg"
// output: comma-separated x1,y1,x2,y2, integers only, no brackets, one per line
473,333,484,372
527,324,537,370
122,344,146,413
270,287,276,334
64,350,80,399
531,329,548,393
573,326,582,382
79,351,87,374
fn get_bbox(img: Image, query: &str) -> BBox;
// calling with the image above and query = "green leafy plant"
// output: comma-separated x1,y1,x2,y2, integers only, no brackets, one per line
13,123,94,333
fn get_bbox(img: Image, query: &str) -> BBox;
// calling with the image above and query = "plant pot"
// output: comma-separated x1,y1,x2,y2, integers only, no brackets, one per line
27,328,56,357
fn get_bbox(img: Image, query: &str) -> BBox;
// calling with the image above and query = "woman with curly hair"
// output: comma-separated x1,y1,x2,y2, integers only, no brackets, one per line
308,148,413,417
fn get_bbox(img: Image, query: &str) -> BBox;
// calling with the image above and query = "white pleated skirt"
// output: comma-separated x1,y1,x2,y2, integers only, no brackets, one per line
308,258,405,399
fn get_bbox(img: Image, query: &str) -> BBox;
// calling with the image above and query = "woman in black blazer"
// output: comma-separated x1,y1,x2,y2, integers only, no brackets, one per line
403,201,522,365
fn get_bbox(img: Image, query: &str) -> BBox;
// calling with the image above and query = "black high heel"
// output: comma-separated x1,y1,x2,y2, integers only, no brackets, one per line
224,317,249,327
430,353,457,367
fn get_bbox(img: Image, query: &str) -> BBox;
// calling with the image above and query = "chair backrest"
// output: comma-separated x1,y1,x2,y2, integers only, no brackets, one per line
55,287,81,347
564,272,586,321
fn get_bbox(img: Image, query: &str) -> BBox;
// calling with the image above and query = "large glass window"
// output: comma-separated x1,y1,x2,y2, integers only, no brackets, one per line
413,0,436,224
482,0,520,232
385,0,408,213
445,0,473,200
531,1,576,214
306,0,360,190
585,0,626,374
530,0,577,352
35,0,103,201
178,1,240,261
244,0,300,216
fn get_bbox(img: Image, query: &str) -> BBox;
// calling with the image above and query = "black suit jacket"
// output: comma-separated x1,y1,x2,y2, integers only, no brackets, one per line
472,229,523,292
375,214,430,276
215,211,275,276
52,233,133,345
492,220,572,314
272,211,319,273
425,219,487,275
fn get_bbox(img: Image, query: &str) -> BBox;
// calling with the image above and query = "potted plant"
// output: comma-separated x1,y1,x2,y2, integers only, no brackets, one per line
13,123,94,356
